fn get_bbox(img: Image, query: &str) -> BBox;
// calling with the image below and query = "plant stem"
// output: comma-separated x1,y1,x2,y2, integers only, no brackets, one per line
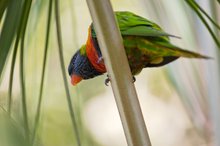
19,0,33,144
54,0,81,145
185,0,220,49
31,0,53,144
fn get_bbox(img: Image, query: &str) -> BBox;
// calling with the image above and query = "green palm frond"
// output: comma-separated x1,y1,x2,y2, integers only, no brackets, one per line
19,0,33,144
190,0,220,30
0,0,8,22
31,0,52,144
54,0,81,145
185,0,220,49
0,0,22,79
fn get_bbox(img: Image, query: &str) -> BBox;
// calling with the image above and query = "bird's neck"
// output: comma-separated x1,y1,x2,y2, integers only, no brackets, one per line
86,26,106,73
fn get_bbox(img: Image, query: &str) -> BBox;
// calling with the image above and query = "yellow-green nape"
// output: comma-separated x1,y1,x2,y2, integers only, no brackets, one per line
79,44,87,55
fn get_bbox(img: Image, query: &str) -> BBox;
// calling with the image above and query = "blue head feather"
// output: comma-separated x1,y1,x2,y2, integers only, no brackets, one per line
68,49,103,80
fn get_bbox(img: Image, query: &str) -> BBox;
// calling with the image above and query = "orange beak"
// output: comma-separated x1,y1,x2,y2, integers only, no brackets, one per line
71,74,82,86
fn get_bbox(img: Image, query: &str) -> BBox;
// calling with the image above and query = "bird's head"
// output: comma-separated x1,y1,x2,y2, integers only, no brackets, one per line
68,45,103,86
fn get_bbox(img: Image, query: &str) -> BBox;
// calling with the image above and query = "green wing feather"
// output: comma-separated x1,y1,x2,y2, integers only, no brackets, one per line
91,11,179,39
115,11,162,31
121,26,180,38
115,11,180,39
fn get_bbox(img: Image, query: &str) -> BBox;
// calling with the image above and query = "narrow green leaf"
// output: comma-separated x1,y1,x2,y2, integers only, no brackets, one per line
18,0,33,144
185,0,220,49
0,0,8,22
20,30,30,146
54,0,81,145
8,0,33,114
8,40,19,115
31,0,53,144
0,0,22,78
190,0,220,30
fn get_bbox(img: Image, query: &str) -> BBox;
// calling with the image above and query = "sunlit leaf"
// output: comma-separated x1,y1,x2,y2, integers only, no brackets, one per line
0,0,8,22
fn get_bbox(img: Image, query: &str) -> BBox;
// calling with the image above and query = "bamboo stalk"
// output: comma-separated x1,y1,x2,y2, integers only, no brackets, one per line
208,1,220,146
86,1,151,146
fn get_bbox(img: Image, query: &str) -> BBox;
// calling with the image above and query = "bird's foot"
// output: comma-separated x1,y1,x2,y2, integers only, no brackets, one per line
105,75,110,86
132,76,136,83
105,75,135,86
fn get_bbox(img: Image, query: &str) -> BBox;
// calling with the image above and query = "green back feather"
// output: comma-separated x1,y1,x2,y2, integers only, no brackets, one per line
91,11,179,40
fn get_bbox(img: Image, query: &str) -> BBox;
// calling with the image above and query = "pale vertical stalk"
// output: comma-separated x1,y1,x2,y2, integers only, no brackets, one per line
208,1,220,146
86,1,151,146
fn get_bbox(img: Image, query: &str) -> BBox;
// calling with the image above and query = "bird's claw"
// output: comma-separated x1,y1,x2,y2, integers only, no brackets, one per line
105,78,110,86
132,76,136,83
105,75,135,86
105,75,110,86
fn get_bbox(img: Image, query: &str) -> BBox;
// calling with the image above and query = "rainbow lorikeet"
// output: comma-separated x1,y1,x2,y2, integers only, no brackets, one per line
68,11,209,86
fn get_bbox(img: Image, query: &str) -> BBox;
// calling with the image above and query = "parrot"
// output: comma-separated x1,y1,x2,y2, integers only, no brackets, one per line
68,11,210,86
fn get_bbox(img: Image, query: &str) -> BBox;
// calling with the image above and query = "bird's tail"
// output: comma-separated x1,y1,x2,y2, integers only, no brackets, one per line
175,48,211,59
157,42,212,59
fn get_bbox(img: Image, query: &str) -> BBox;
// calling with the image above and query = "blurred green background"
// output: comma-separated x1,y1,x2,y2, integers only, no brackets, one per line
0,0,219,146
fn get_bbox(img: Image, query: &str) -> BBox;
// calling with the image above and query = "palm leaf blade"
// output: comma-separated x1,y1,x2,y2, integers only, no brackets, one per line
0,0,22,78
